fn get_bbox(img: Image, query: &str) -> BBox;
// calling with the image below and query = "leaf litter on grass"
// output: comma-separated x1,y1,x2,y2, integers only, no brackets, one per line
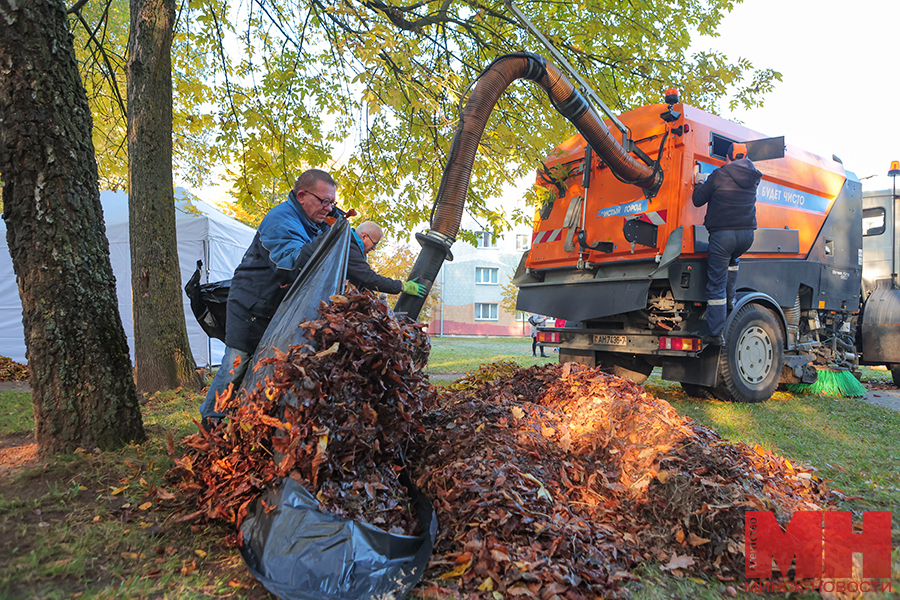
160,285,838,599
0,355,28,381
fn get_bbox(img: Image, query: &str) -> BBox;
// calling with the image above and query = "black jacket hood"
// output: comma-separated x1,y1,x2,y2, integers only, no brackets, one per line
721,158,762,189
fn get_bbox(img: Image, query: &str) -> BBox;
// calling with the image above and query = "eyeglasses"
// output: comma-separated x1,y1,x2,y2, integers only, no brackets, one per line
361,232,379,251
304,190,335,208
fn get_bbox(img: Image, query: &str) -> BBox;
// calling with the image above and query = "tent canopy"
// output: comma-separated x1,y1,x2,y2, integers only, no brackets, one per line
0,189,256,367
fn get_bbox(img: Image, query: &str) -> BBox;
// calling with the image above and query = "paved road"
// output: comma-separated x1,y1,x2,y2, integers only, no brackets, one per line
861,387,900,411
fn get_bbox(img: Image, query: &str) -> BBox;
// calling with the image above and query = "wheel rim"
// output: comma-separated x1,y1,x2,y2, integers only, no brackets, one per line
736,325,773,385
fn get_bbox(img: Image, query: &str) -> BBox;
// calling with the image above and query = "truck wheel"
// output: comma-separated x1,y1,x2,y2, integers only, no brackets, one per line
713,304,784,403
680,383,714,399
597,352,654,384
891,366,900,388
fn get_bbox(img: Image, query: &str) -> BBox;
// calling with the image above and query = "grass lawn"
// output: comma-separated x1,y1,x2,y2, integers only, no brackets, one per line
0,337,898,599
426,335,554,373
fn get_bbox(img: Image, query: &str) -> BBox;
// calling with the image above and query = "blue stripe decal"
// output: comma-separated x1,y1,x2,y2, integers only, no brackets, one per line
597,198,648,219
697,162,832,214
755,180,831,213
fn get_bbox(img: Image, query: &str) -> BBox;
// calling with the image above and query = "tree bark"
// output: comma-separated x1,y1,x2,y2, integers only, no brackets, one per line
0,0,145,454
127,0,202,393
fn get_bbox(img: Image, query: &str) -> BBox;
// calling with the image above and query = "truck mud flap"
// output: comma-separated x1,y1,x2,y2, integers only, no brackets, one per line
661,346,719,387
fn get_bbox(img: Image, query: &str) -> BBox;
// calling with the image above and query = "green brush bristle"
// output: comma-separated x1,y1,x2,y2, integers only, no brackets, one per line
786,369,867,398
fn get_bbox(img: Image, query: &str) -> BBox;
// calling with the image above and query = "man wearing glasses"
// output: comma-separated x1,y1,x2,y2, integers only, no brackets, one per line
199,168,336,429
296,220,426,298
352,222,425,297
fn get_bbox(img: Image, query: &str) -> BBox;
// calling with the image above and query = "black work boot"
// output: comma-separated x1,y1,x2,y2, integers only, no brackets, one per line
200,416,222,433
702,334,724,347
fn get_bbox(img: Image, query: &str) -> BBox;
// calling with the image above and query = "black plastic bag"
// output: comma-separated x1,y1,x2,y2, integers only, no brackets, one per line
238,219,352,396
239,477,437,600
184,260,230,342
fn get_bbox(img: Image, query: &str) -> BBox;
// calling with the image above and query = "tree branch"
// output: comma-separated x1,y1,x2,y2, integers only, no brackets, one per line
71,0,127,121
67,0,91,14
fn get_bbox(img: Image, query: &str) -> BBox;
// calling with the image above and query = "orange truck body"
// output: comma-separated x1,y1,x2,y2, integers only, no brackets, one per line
525,103,847,273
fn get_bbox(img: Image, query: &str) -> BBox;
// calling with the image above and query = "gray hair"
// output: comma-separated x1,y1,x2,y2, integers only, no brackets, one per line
293,169,336,194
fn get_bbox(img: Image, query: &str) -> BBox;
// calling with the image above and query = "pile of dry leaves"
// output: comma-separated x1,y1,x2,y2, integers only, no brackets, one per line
0,356,28,382
163,288,836,599
166,287,435,536
412,362,834,598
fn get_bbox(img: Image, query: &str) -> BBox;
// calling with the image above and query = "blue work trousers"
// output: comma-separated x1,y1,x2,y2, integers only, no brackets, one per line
706,229,754,336
199,345,251,419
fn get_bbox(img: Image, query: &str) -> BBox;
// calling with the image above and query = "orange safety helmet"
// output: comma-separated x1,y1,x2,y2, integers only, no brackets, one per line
728,142,748,161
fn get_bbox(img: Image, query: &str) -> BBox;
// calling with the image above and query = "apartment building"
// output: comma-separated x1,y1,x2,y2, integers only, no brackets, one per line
427,223,534,337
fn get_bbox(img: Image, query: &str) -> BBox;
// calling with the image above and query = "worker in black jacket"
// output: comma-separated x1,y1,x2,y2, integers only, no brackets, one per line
298,220,425,297
692,142,762,346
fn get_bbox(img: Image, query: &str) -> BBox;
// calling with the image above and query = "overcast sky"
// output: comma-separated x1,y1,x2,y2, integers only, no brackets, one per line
697,0,899,191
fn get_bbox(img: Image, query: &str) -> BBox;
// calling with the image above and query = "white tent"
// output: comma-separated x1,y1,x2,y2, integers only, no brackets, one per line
0,190,256,367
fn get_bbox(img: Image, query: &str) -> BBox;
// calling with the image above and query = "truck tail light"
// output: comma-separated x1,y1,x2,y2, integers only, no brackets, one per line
659,337,700,351
537,331,560,343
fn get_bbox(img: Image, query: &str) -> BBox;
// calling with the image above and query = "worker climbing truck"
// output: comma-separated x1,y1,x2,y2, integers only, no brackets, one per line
391,50,900,404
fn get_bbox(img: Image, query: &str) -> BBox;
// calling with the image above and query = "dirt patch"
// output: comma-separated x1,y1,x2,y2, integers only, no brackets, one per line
0,432,41,479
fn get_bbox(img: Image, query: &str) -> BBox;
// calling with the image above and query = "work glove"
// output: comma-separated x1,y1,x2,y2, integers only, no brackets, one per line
693,172,709,186
402,278,426,297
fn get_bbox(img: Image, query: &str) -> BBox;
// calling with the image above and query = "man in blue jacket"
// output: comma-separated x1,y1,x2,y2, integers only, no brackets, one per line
692,142,761,346
199,169,335,428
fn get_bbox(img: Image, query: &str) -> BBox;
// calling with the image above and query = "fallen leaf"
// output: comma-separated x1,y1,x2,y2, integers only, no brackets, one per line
688,533,710,546
439,559,472,579
661,554,695,571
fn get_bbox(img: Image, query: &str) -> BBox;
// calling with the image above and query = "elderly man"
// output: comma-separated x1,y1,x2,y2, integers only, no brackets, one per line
692,142,761,346
199,169,336,428
296,219,425,297
349,221,425,296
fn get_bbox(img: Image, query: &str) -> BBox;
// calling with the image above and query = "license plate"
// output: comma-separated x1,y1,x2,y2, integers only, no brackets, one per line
593,334,627,346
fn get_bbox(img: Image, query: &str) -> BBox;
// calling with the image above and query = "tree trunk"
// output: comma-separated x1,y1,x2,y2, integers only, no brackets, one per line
0,0,145,455
127,0,202,393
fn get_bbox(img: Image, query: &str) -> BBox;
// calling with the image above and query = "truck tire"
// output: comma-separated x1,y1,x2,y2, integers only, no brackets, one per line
891,366,900,388
680,383,714,399
713,304,784,403
597,352,654,384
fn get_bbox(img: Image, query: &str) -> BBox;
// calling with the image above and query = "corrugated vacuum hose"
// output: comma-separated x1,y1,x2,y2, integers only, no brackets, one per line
395,52,661,321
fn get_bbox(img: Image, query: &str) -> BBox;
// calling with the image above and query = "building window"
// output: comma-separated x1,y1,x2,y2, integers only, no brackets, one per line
475,267,499,284
863,207,885,236
474,303,498,320
515,311,529,322
516,234,530,251
476,231,496,248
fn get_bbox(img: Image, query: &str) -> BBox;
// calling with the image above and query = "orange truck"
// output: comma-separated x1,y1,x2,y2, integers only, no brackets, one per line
512,94,898,402
393,52,898,403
